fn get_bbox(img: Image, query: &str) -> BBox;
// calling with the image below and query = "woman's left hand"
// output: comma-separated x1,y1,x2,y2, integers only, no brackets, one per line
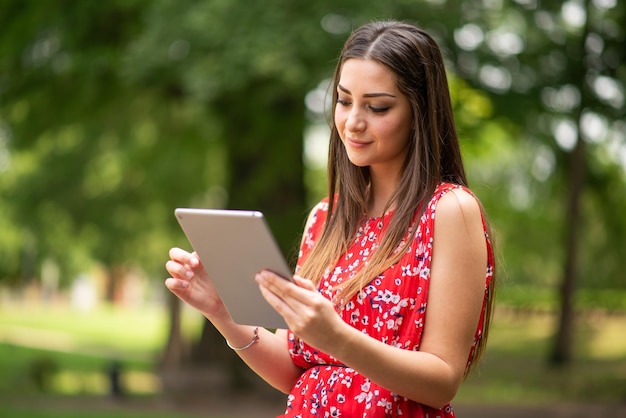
256,270,346,353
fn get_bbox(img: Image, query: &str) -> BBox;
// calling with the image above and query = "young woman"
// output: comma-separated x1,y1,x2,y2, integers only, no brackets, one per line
166,20,495,417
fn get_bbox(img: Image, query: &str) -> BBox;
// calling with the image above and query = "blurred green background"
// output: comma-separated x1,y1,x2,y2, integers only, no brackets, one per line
0,0,624,416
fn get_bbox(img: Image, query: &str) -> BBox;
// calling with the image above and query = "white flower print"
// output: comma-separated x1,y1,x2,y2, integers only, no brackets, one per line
356,290,367,304
284,184,489,417
355,387,374,407
350,309,360,325
401,264,412,276
373,317,384,332
339,373,352,388
348,259,360,272
325,406,341,417
377,398,393,414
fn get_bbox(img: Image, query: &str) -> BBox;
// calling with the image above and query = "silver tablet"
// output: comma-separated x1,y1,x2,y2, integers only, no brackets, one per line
175,208,292,329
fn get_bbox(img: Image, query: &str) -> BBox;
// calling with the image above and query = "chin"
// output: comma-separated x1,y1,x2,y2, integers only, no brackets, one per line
345,155,370,168
348,160,370,168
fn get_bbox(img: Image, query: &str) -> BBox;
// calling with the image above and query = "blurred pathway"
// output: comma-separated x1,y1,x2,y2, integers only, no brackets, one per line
3,394,626,417
0,324,144,360
455,402,626,418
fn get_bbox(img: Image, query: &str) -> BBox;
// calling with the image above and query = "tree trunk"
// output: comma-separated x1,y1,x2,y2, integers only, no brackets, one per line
549,0,590,367
104,264,126,304
160,292,187,369
221,78,307,262
187,79,307,384
549,134,586,366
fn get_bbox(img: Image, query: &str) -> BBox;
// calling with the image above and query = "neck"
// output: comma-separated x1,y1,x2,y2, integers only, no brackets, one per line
367,167,400,218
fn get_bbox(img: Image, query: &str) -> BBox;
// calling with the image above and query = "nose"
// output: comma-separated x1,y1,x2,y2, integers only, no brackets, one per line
345,107,366,132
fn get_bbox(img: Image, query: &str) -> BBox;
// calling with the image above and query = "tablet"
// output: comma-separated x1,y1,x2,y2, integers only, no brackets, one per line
175,208,293,329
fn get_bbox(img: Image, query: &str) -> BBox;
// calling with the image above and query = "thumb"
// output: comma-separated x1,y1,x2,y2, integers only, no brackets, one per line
293,275,316,291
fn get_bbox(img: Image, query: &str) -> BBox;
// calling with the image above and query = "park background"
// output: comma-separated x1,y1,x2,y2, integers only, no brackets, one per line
0,0,625,417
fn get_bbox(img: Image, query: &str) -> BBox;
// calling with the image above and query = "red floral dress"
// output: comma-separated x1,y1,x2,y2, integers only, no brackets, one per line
280,183,494,417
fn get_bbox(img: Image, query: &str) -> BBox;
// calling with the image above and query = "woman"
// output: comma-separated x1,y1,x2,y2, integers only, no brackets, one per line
166,20,495,417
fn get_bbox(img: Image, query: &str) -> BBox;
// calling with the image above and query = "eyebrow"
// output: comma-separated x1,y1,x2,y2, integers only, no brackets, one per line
337,83,396,98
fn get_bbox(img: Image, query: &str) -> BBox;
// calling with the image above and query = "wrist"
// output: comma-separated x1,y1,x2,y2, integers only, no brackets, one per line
328,321,361,363
226,326,259,351
201,300,232,325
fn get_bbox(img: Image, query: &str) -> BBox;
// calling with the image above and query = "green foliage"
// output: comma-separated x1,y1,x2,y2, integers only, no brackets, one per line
0,0,625,369
496,283,626,312
1,302,624,411
457,310,626,404
445,0,626,292
0,303,203,396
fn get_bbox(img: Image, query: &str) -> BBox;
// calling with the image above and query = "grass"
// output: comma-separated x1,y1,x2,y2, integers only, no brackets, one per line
0,300,205,392
0,405,202,418
1,296,625,416
0,300,207,417
456,308,626,404
494,283,626,312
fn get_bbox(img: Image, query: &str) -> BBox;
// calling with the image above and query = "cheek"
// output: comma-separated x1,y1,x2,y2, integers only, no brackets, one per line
384,112,413,141
334,107,347,135
377,120,406,141
377,120,412,150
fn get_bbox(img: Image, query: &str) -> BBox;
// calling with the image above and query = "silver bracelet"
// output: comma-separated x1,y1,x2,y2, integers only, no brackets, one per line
226,326,259,351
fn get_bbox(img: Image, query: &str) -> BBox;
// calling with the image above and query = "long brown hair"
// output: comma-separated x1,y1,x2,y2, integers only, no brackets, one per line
298,21,495,373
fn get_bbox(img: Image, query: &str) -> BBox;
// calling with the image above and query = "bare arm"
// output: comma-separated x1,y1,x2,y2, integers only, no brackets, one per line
257,188,487,408
165,249,302,393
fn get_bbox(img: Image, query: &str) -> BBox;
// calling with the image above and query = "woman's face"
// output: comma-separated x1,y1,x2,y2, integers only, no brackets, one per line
335,58,413,175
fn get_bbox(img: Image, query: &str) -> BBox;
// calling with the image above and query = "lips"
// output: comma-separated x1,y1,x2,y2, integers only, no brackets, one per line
346,137,372,148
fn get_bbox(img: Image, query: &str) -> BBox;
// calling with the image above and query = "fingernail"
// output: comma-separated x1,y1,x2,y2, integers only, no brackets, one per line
186,270,194,278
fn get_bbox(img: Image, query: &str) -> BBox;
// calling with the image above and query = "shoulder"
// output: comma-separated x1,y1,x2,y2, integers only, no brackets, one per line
303,197,330,233
436,186,482,220
298,198,331,260
431,183,484,237
433,185,485,244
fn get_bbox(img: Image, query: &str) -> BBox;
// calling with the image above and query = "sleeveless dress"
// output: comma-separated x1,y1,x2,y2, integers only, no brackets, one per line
280,182,495,417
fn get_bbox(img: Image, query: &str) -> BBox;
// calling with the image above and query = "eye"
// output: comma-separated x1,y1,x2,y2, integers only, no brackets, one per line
370,106,390,113
337,98,351,106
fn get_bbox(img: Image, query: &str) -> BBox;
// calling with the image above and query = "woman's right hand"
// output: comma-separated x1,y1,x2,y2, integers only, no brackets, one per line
165,247,228,320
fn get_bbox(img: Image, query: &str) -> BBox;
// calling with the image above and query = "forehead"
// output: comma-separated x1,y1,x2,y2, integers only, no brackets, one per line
338,58,399,92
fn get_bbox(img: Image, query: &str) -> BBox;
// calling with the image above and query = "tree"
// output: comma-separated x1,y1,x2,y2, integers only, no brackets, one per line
2,0,624,386
441,0,626,366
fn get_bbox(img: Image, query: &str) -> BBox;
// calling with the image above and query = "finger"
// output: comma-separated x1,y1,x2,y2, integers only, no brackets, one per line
169,247,200,268
293,275,317,291
258,281,286,308
256,272,314,314
165,260,194,280
169,247,189,261
190,251,201,267
258,280,298,323
165,277,190,291
259,271,318,304
167,248,200,278
257,270,295,297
